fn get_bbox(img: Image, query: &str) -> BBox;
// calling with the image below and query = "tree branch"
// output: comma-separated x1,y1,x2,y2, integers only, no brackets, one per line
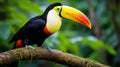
0,47,109,67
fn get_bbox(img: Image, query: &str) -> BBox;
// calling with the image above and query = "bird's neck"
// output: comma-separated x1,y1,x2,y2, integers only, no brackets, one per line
45,10,62,34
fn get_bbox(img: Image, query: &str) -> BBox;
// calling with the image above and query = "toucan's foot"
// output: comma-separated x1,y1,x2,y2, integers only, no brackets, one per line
25,45,35,49
25,45,34,62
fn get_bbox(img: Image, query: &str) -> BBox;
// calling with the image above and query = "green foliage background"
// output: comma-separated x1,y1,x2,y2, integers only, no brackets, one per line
0,0,120,67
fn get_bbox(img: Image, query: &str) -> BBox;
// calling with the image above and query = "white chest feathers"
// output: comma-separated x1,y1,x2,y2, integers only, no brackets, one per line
46,10,62,34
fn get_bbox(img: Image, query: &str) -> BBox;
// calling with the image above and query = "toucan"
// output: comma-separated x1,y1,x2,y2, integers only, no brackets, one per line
8,3,92,67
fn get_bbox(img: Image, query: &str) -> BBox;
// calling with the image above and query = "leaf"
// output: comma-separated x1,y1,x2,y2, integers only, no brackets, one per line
48,0,62,4
58,32,81,56
71,36,116,55
103,43,117,55
13,0,43,14
0,22,11,40
88,51,103,62
10,12,28,27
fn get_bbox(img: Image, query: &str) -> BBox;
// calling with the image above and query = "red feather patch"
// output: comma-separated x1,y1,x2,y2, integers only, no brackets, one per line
16,40,23,48
44,25,52,35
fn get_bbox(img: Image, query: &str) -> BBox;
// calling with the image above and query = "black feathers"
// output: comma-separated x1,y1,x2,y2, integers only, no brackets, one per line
9,3,62,47
9,16,47,46
42,3,62,20
8,3,62,67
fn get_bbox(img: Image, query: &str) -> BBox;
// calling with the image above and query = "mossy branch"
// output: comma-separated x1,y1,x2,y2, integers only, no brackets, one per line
0,47,109,67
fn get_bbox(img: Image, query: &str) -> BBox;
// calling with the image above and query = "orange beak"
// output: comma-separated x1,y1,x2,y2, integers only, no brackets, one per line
60,5,92,29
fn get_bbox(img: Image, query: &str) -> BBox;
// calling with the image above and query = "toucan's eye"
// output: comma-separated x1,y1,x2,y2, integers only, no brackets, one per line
57,8,60,11
54,6,61,12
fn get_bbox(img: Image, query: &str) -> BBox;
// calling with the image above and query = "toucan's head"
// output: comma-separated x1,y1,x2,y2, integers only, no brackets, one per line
43,3,92,34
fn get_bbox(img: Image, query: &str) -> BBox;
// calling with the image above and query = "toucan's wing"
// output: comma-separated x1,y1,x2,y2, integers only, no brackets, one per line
9,16,46,43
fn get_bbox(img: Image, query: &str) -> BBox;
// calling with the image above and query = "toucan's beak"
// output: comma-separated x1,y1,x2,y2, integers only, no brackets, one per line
60,5,92,29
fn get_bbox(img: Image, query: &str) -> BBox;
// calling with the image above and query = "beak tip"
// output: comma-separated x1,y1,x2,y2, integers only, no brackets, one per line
88,23,92,30
89,27,92,30
86,21,92,29
89,25,92,29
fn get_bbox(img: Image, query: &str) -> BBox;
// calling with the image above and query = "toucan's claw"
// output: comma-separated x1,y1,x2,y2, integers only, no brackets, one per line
29,47,34,63
46,47,52,52
41,46,52,52
25,45,35,49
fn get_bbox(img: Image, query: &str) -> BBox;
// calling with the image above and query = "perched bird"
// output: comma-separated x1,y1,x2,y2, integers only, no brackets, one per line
8,2,92,67
9,3,91,48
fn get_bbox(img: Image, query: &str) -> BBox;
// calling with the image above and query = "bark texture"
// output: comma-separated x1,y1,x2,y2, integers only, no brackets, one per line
0,47,109,67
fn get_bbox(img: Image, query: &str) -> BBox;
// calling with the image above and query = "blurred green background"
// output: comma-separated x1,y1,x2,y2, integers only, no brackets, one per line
0,0,120,67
